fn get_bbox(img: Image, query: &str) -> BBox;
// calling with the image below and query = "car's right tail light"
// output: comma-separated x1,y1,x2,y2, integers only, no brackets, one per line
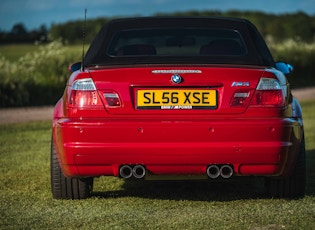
250,78,285,107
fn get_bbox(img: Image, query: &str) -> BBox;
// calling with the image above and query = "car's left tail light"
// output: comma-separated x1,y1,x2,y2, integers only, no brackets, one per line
69,78,103,108
230,78,285,108
250,78,285,107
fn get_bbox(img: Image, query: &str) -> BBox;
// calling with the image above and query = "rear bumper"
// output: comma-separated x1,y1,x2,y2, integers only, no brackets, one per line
53,117,302,178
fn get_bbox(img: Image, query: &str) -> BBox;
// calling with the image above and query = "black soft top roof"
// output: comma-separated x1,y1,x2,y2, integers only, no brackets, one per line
84,17,275,67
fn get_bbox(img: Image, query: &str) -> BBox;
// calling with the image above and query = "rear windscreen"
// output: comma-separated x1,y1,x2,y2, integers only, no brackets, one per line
107,28,247,57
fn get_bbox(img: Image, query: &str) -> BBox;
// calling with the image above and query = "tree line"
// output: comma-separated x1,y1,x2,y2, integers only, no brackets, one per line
0,23,49,44
1,10,315,44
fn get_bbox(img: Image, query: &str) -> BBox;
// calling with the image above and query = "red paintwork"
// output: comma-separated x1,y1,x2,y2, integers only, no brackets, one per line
52,65,303,179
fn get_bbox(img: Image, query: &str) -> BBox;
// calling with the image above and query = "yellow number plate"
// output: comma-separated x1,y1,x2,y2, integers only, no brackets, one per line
137,89,217,109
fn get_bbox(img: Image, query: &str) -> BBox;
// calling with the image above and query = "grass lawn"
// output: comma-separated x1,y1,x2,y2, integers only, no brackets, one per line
0,44,41,61
0,100,314,229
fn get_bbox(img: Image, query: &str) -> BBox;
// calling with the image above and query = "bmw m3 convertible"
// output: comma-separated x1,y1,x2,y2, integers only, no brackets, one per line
51,17,305,199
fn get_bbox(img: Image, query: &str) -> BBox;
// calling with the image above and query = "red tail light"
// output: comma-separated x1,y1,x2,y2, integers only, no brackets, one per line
230,78,285,108
230,90,252,107
103,92,122,108
250,78,285,107
69,78,103,108
251,90,284,106
70,91,100,107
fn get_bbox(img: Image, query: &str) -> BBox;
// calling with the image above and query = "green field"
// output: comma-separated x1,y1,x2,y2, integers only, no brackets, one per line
0,43,81,62
0,100,314,229
0,44,40,61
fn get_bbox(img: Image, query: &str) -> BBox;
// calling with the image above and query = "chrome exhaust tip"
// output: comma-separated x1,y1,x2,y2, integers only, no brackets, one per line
207,165,221,179
119,165,133,179
132,165,146,179
220,165,234,179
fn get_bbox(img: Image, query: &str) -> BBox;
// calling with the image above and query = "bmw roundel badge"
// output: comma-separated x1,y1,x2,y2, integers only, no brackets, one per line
171,74,182,84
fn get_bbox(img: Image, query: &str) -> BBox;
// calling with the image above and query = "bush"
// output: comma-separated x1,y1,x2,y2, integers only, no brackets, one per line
269,39,315,88
0,41,80,107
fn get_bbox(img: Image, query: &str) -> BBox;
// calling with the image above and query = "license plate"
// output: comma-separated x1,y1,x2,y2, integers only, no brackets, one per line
137,89,217,109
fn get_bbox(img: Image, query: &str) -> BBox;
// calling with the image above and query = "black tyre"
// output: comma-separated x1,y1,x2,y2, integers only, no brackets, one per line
265,135,306,198
51,137,94,199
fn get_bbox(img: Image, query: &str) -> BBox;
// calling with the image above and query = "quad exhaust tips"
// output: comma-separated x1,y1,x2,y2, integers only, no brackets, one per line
207,164,233,179
119,165,146,179
120,164,233,179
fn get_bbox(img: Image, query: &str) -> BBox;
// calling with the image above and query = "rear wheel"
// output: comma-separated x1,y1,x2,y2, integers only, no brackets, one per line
51,137,94,199
265,135,306,198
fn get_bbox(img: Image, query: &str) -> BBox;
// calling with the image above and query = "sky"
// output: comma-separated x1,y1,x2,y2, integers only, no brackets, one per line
1,0,315,32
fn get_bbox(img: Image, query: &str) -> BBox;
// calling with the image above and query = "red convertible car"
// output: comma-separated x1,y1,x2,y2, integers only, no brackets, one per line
51,17,305,199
